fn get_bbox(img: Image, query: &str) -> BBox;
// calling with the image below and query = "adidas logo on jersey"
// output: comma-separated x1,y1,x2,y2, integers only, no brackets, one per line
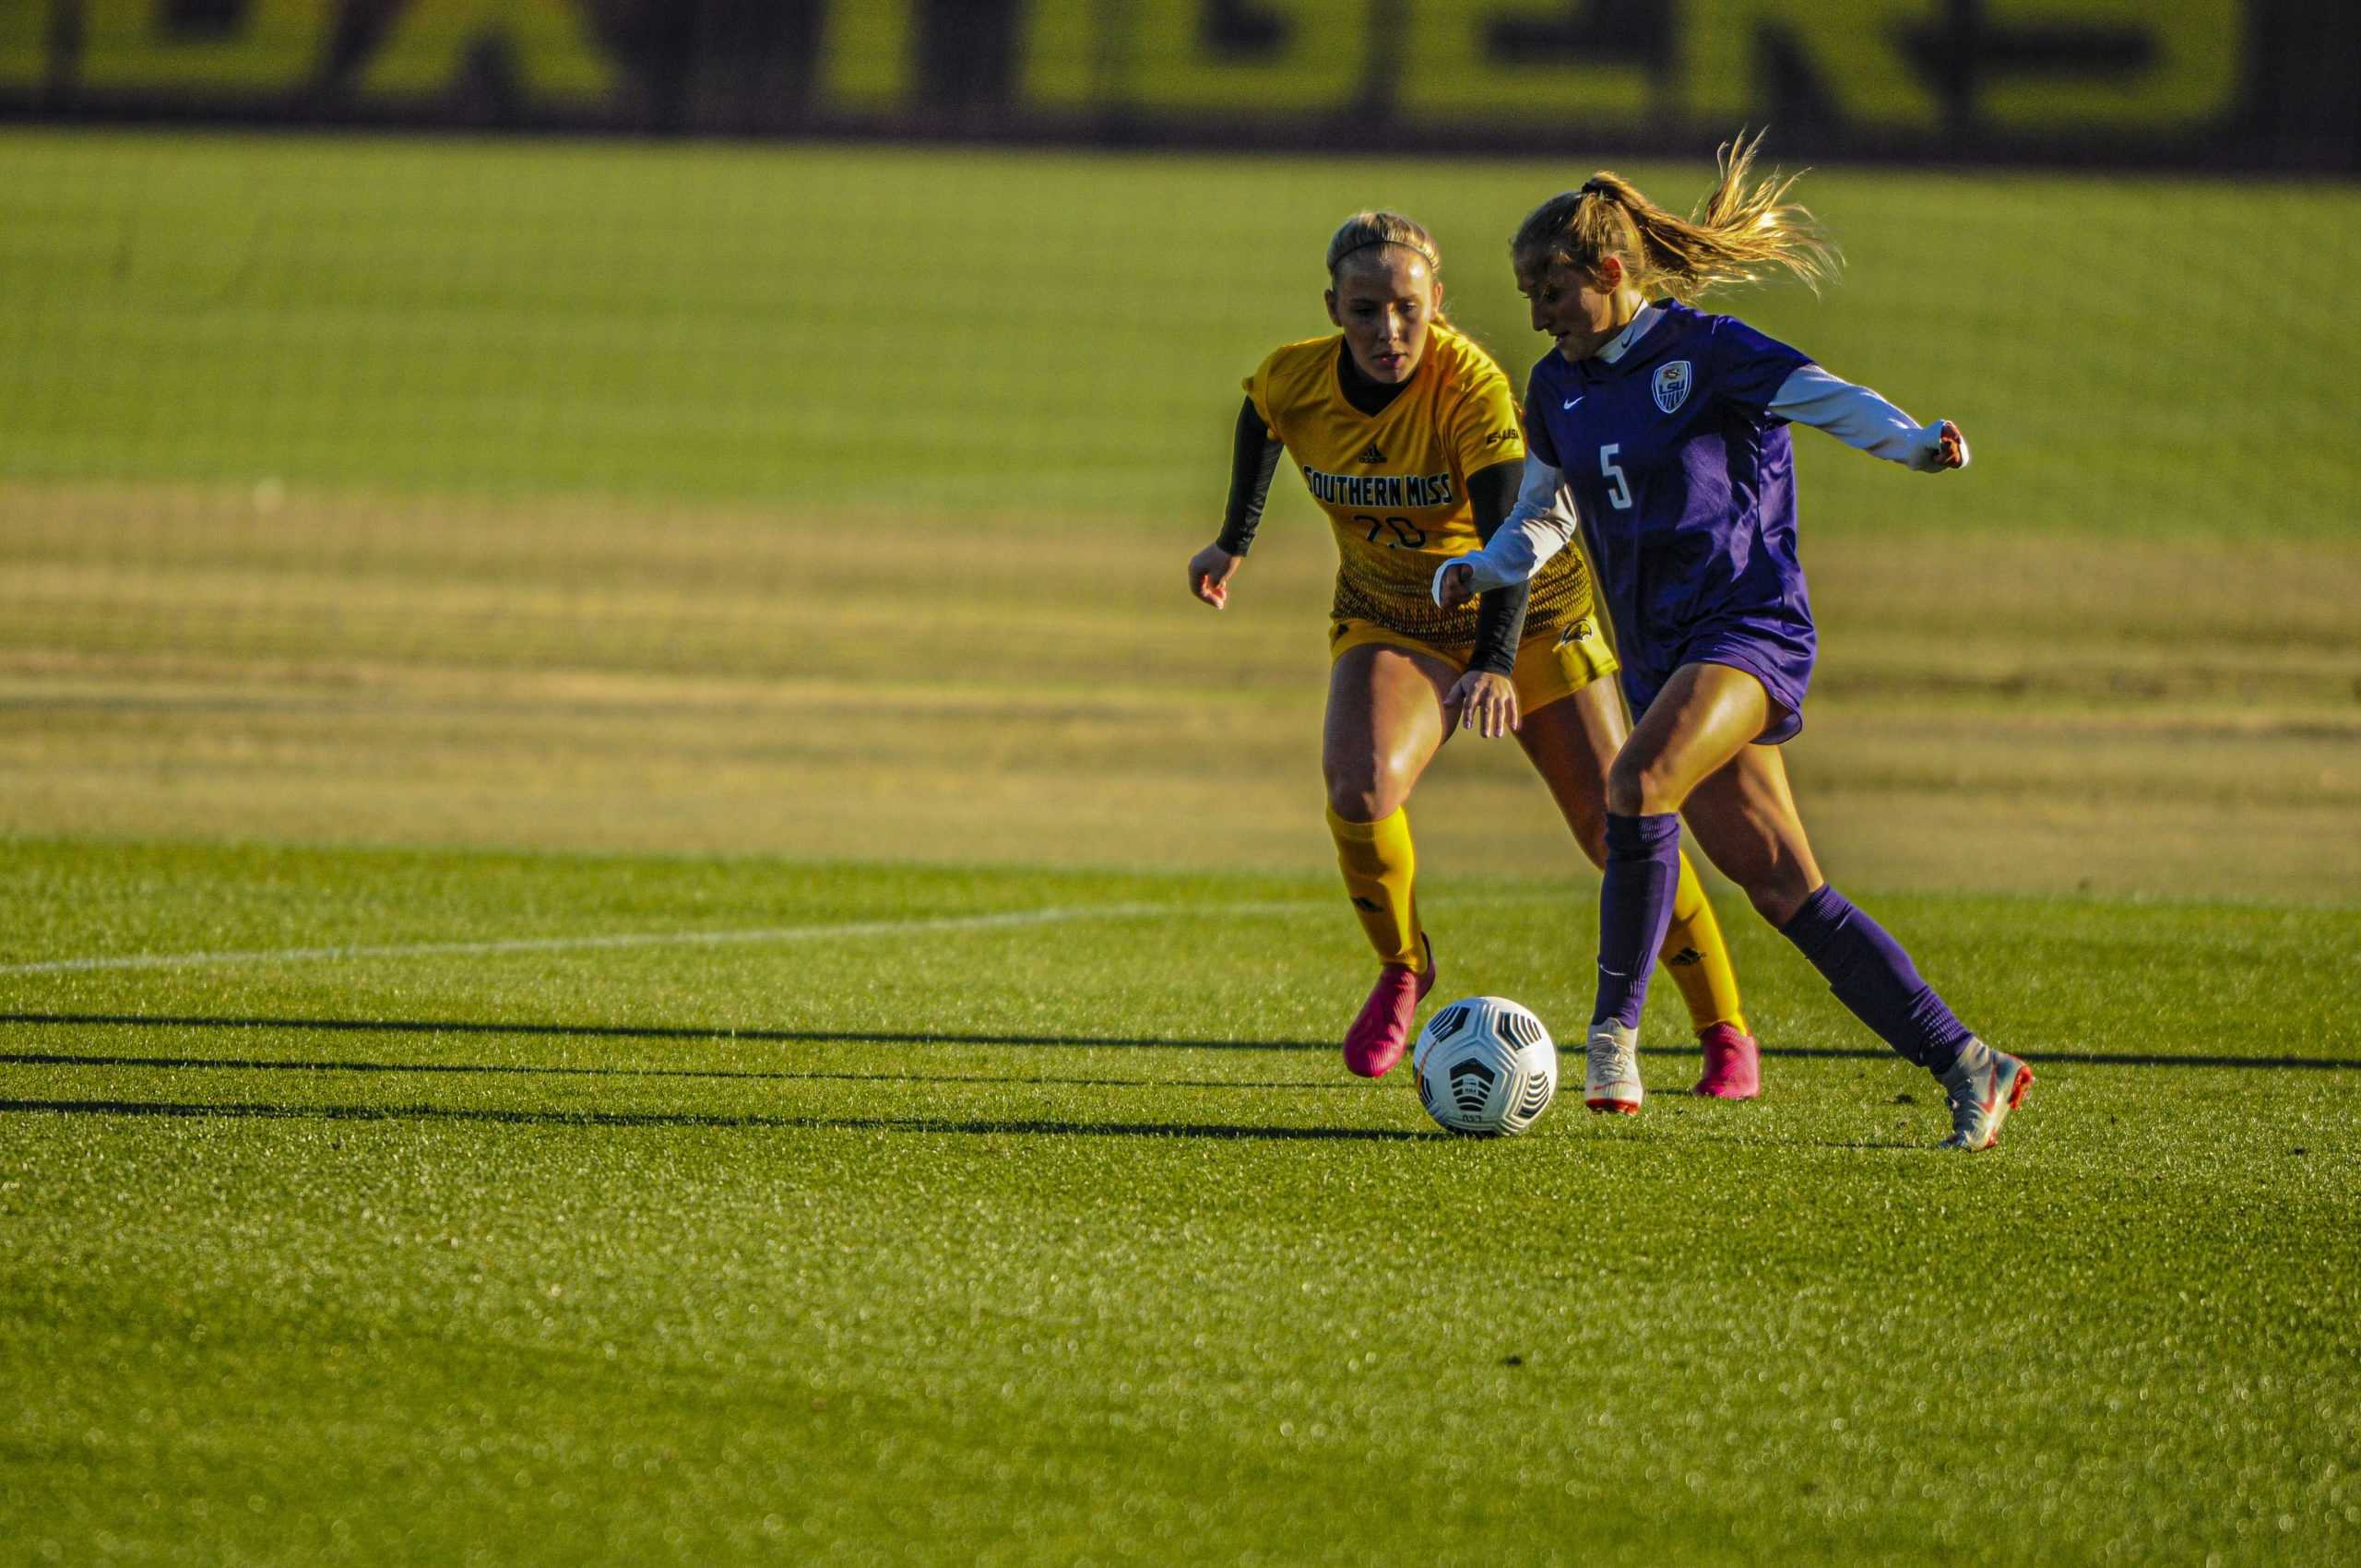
1357,443,1386,465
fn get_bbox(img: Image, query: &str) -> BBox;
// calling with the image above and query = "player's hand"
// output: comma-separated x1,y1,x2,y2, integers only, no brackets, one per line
1188,543,1240,609
1934,420,1970,469
1445,670,1520,740
1436,562,1477,611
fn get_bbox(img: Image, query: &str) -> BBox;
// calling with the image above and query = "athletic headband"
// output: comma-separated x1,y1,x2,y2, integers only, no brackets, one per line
1578,179,1607,196
1331,235,1438,272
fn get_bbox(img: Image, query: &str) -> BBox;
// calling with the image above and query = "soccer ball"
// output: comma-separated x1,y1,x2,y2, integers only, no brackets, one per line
1412,996,1559,1136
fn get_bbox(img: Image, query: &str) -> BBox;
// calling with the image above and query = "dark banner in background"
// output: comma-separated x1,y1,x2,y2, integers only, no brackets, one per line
2,1,2354,170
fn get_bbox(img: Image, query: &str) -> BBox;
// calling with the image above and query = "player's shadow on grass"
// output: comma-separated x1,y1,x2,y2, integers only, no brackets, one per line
3,1012,2355,1073
0,1011,1334,1055
0,1047,1349,1094
0,1098,1426,1142
0,1012,1358,1092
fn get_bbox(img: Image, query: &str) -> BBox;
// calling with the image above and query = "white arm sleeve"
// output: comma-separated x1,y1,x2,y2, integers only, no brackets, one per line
1770,364,1966,471
1430,455,1575,603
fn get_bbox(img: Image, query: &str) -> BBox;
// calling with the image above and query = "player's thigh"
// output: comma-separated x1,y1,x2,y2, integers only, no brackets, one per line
1513,677,1627,866
1608,661,1774,815
1323,640,1459,816
1679,743,1824,926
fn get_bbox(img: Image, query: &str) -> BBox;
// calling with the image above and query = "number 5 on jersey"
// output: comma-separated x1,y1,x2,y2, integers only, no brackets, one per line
1600,445,1632,510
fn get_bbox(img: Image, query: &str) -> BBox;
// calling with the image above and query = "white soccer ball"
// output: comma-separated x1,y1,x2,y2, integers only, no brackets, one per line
1412,996,1559,1136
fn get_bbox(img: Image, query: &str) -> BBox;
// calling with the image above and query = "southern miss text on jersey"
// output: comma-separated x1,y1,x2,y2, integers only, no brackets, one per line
1247,323,1589,645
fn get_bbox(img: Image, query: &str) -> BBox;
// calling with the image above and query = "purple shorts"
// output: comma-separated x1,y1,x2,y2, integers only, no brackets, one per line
1620,615,1817,745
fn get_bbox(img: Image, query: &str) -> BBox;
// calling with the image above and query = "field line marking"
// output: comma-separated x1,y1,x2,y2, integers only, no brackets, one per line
0,890,1575,979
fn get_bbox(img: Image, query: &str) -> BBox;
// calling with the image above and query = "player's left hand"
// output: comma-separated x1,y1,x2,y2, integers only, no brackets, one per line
1445,670,1520,739
1187,542,1241,608
1934,420,1969,469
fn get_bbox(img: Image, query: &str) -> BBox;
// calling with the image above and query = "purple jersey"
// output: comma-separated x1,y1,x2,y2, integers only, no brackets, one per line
1524,301,1818,739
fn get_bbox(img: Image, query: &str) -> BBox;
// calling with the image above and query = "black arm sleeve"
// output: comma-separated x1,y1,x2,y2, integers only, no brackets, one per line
1216,397,1285,556
1465,458,1532,677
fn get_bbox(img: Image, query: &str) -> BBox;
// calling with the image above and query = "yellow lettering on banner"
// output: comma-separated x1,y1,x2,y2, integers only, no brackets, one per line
0,3,45,89
1024,0,1376,114
821,0,918,109
1018,0,1100,109
1399,1,1647,124
1680,0,1942,130
359,0,615,99
1978,0,2242,130
1133,0,1374,113
77,0,321,92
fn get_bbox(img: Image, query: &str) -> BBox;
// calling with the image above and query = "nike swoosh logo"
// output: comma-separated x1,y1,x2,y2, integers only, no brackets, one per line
1562,398,1584,410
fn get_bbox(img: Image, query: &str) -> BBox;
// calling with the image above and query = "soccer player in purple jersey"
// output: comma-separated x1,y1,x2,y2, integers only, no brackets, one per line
1437,135,2032,1149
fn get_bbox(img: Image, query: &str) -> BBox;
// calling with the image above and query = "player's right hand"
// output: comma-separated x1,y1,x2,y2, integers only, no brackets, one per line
1188,543,1240,609
1436,562,1477,611
1445,669,1520,740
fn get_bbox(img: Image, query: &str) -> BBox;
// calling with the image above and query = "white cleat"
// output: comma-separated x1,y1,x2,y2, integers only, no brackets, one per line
1938,1037,2034,1151
1584,1022,1644,1115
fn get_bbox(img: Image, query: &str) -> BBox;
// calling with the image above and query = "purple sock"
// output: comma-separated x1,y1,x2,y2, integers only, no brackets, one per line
1778,884,1973,1073
1591,813,1682,1029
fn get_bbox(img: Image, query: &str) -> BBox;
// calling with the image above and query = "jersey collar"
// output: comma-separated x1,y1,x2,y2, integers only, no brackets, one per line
1596,303,1666,365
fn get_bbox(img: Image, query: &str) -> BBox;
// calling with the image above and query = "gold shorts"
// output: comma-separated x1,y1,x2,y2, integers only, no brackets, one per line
1329,612,1619,716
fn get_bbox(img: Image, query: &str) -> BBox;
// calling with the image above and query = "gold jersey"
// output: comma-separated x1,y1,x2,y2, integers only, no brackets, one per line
1245,323,1588,644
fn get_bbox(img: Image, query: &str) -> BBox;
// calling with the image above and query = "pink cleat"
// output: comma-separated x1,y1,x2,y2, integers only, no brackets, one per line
1692,1023,1762,1100
1341,935,1437,1079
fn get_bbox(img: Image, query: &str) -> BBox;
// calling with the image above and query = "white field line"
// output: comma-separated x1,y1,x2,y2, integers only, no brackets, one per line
0,890,1580,979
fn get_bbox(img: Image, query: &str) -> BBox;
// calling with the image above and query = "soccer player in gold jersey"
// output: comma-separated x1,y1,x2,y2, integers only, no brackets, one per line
1186,211,1761,1094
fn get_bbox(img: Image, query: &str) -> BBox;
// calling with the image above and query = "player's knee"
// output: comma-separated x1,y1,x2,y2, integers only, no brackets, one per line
1604,751,1679,817
1324,759,1409,821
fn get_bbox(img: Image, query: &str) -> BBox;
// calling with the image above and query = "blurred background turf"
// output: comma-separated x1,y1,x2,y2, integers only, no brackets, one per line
2,129,2355,899
3,130,2354,538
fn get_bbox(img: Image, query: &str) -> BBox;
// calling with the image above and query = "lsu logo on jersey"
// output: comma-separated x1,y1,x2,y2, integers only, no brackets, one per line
1653,360,1692,414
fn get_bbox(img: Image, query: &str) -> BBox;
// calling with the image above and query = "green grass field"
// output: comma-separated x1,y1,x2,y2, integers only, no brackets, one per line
6,844,2358,1565
2,129,2358,1564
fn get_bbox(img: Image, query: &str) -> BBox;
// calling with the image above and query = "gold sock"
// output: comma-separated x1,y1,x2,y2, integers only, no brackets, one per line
1327,804,1425,971
1659,850,1748,1036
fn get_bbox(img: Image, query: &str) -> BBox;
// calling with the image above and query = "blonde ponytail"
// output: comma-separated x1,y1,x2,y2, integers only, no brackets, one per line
1512,131,1838,301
